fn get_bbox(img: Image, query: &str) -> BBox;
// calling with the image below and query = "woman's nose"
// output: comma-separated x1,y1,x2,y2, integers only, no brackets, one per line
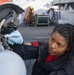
51,43,56,49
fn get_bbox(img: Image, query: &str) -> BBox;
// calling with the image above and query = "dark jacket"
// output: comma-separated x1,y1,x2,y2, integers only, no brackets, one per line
24,42,74,75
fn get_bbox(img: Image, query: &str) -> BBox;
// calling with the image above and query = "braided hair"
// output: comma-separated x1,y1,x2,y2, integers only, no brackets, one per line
52,24,74,61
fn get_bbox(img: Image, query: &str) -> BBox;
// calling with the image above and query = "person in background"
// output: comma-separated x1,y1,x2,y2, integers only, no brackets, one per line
23,24,74,75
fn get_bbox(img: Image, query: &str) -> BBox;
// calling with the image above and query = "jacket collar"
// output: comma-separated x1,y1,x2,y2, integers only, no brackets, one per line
38,49,66,72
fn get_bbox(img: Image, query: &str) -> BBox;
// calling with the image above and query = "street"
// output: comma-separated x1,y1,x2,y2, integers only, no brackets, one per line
18,26,55,42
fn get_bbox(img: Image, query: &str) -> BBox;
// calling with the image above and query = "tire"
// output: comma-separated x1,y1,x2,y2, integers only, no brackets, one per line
47,8,55,23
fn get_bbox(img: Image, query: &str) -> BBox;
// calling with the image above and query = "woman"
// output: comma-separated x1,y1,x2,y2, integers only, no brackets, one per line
24,24,74,75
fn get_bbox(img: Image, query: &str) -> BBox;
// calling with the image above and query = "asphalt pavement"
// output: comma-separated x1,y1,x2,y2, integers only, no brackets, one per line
18,25,55,42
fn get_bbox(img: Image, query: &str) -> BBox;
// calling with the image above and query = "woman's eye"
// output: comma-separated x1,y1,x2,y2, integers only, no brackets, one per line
57,43,63,48
51,38,55,42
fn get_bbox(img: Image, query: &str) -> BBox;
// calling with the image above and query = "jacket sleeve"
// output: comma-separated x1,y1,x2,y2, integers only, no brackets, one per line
23,41,48,60
23,41,47,60
23,42,39,60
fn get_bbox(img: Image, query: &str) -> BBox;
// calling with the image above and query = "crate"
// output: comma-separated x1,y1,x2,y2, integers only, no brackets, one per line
34,14,50,26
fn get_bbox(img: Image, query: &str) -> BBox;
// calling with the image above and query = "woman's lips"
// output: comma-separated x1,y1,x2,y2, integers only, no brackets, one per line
48,48,56,54
48,48,53,53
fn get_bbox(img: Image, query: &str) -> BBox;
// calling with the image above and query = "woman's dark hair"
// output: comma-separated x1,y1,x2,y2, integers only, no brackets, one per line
52,24,74,61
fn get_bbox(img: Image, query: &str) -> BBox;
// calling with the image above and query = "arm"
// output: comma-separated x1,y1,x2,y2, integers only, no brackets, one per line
23,41,39,60
24,41,48,60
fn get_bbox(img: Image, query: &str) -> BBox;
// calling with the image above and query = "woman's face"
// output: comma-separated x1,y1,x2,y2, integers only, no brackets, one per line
48,31,69,57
